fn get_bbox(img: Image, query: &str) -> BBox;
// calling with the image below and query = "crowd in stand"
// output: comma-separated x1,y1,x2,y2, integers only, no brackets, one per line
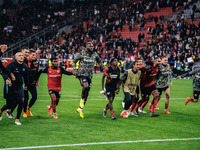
0,0,81,45
1,0,200,74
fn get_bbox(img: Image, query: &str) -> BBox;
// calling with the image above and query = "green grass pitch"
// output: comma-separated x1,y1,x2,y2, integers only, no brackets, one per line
0,73,199,150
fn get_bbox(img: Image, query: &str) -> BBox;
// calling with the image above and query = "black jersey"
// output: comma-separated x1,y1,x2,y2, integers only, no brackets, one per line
105,66,120,90
27,58,39,85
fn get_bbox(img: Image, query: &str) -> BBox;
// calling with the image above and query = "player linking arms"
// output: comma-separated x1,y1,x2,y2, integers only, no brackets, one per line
0,45,16,121
38,58,74,119
120,61,141,118
129,60,152,116
73,42,105,118
102,58,120,120
155,56,172,114
135,57,161,117
23,49,40,118
1,52,28,125
177,69,200,104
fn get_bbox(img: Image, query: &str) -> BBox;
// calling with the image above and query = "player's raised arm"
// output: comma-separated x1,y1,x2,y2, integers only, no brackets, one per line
0,45,8,54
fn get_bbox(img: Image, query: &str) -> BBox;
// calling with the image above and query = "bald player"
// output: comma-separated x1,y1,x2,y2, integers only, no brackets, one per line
0,52,29,125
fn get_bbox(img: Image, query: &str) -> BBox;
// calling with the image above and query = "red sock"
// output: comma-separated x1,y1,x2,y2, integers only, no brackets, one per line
152,98,158,113
135,100,143,110
50,104,52,108
141,100,149,109
104,106,109,111
110,110,114,116
130,102,137,112
165,104,169,110
51,97,57,113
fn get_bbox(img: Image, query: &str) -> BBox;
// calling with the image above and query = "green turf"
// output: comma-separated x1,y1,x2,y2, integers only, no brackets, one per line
0,74,199,150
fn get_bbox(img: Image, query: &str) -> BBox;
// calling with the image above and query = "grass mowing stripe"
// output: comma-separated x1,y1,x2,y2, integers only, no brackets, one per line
0,98,187,102
1,138,200,150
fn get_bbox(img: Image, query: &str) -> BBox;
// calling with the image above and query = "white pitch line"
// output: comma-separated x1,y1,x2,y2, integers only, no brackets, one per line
0,138,200,150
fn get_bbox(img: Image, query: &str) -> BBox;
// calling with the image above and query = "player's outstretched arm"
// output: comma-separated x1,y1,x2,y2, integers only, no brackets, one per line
60,67,73,75
37,67,48,80
177,69,198,79
120,71,128,85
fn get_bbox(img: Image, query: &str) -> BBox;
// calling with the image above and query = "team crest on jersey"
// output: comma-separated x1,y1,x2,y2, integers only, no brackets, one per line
49,71,51,73
57,70,60,73
23,68,25,71
14,68,19,72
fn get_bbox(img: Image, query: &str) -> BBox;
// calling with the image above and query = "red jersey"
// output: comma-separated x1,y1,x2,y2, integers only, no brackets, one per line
38,66,73,92
140,66,159,88
47,67,62,92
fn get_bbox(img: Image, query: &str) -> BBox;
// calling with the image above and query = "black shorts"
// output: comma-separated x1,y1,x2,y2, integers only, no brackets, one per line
123,92,135,102
105,87,116,98
78,76,92,88
49,90,61,98
193,91,200,99
141,84,156,97
157,86,169,96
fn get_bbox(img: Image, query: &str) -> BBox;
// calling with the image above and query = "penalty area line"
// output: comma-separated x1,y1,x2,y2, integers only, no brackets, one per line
1,138,200,150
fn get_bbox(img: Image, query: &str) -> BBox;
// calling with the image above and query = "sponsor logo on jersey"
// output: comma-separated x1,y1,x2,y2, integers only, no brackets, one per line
48,74,61,77
110,74,118,78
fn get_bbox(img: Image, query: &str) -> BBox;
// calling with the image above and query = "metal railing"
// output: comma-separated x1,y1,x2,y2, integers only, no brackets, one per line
2,17,78,58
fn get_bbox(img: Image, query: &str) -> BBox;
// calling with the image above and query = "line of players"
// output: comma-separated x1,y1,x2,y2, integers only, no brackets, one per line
102,56,173,119
0,42,199,125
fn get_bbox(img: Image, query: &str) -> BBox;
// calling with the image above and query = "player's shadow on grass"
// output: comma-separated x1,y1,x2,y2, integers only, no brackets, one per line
32,115,52,119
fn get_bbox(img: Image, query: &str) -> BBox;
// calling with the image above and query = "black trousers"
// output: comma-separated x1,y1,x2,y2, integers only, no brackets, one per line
1,88,24,119
24,84,37,112
123,92,135,110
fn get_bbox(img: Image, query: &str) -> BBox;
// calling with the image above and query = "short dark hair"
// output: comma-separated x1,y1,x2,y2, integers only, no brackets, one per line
136,57,142,61
29,49,36,54
154,56,160,60
110,57,117,64
145,60,153,67
21,47,29,51
161,56,168,59
132,60,139,66
50,57,58,62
